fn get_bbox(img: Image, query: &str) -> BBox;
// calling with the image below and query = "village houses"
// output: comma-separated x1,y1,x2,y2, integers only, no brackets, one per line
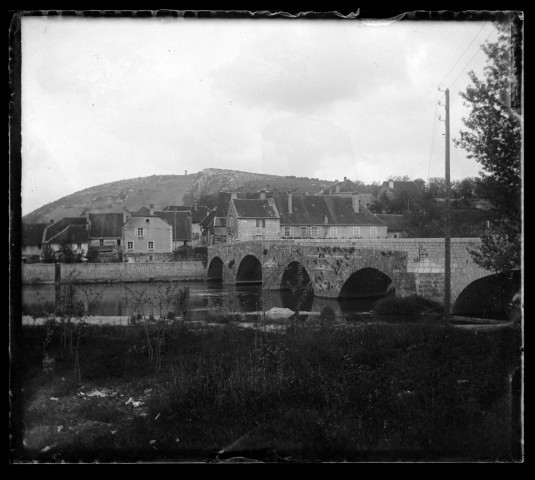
41,217,89,259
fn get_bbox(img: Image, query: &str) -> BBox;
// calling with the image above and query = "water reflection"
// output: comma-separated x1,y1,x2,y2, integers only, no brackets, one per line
22,281,387,321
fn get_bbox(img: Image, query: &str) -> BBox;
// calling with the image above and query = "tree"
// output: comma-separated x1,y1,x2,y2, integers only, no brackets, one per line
455,17,522,273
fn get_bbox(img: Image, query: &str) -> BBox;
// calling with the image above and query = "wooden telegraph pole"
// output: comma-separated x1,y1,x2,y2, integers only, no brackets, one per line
439,87,452,323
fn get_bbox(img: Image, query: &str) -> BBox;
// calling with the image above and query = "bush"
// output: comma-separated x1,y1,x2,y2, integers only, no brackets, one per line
373,295,443,321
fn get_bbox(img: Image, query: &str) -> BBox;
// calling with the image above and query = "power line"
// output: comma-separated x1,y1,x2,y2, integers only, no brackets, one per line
439,22,488,87
447,26,497,89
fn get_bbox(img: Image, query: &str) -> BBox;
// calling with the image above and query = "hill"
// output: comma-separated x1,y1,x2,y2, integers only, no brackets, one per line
23,169,336,224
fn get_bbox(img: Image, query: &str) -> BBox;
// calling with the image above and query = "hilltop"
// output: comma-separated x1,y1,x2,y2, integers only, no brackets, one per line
22,169,337,224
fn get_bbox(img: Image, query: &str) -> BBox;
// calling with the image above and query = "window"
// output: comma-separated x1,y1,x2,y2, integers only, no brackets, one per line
256,219,266,228
310,226,319,237
353,227,361,238
147,241,154,250
137,227,145,237
300,226,309,237
77,243,82,250
329,227,337,238
127,241,134,250
370,227,377,237
149,255,153,262
283,226,294,237
117,239,121,246
99,239,104,246
229,216,234,228
254,234,263,240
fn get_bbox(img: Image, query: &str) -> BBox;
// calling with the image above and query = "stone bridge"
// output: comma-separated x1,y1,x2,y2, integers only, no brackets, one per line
206,238,490,305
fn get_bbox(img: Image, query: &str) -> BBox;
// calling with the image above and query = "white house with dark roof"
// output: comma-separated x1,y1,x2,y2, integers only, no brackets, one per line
274,192,387,239
227,190,280,242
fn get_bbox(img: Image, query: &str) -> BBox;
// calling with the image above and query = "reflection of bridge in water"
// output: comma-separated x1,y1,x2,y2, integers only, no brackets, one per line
207,238,502,308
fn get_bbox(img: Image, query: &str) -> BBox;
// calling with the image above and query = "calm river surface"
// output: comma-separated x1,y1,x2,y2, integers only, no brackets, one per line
22,281,384,321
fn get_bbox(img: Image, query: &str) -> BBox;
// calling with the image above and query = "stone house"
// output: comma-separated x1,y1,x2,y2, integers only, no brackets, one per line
86,212,124,262
162,204,211,247
274,192,387,239
152,210,193,249
226,191,280,242
122,212,173,263
21,223,48,262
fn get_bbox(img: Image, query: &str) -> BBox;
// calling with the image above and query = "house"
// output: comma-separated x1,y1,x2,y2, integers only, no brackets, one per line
227,190,280,242
122,210,173,263
200,192,233,245
152,210,193,249
42,218,89,260
86,212,124,262
162,204,211,246
274,192,387,239
319,177,376,208
377,179,424,207
375,214,411,238
21,223,47,262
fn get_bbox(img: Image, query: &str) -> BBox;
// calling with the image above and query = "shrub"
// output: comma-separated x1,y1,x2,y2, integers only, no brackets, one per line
373,295,443,321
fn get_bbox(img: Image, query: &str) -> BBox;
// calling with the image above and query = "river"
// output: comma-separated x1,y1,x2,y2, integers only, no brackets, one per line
22,280,386,322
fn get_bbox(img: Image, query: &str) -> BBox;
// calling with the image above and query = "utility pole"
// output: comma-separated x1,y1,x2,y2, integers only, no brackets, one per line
439,87,452,323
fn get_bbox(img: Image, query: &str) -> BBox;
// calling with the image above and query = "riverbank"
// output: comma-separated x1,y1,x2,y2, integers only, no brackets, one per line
16,319,521,463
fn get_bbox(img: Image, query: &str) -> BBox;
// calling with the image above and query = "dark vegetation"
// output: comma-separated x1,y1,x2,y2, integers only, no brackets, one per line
20,318,520,462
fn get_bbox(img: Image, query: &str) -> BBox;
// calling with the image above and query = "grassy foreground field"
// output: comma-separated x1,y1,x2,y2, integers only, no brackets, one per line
17,319,521,462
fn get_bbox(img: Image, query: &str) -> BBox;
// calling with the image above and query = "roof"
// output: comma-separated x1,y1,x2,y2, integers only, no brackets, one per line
43,217,87,243
163,205,211,223
380,181,423,198
88,213,123,238
375,214,411,232
215,192,233,218
153,210,192,241
22,223,48,247
132,206,152,216
320,178,368,195
199,210,216,229
46,224,88,245
275,194,385,226
231,199,279,218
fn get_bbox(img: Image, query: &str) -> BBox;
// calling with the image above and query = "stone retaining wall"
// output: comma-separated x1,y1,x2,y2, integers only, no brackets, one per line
22,261,206,285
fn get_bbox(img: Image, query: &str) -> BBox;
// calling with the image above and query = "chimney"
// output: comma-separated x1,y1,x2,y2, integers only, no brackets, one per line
149,203,154,215
123,207,130,224
259,189,266,200
194,201,197,211
344,176,347,181
352,193,360,213
288,192,293,214
388,179,394,190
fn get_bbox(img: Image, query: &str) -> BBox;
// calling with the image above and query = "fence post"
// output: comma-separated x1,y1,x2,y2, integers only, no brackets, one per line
54,262,61,312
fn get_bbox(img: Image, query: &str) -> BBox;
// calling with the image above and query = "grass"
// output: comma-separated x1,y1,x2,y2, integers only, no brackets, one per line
373,295,443,322
17,319,522,463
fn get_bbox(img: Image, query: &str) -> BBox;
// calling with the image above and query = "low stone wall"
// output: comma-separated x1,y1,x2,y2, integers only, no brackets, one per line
22,261,206,285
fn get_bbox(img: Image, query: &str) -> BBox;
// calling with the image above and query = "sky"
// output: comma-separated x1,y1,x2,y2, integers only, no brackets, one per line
20,16,501,215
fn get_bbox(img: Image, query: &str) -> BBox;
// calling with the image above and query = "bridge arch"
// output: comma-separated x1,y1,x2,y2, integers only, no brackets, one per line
338,267,395,300
453,269,520,320
207,256,224,282
236,254,262,284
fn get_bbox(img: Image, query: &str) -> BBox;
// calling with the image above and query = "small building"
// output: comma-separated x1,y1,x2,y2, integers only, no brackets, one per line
87,212,124,262
274,192,387,239
200,192,234,245
21,223,48,262
319,177,376,208
153,210,193,249
42,217,89,259
227,191,280,242
163,204,211,246
122,213,173,263
375,214,411,238
377,179,424,204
